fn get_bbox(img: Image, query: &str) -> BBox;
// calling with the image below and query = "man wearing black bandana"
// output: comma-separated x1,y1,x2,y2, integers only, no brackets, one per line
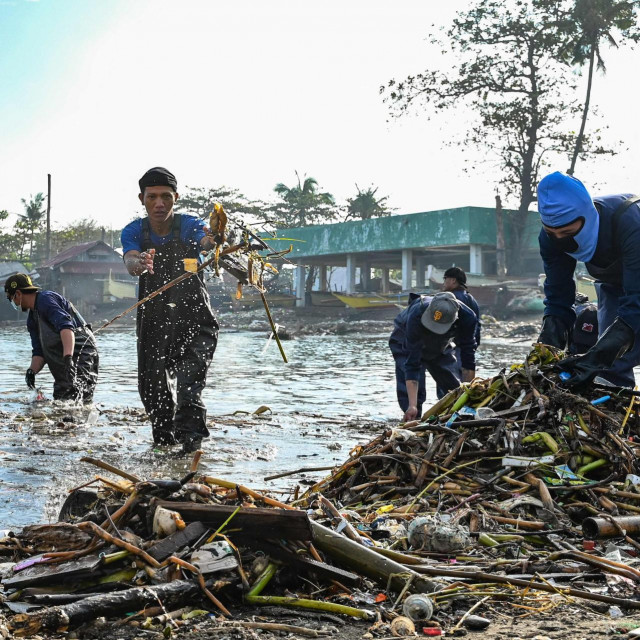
121,167,219,453
536,171,640,389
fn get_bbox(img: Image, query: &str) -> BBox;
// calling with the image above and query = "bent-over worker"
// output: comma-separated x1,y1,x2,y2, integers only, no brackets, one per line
537,171,640,388
121,167,219,453
389,291,477,421
4,273,99,401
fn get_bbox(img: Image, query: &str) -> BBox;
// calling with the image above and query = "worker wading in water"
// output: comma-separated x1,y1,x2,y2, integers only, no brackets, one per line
4,273,99,401
122,167,219,453
389,291,477,421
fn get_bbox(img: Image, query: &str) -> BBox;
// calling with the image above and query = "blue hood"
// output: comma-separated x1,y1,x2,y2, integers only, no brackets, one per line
537,171,599,263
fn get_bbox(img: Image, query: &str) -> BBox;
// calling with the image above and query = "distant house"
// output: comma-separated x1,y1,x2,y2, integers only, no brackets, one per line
38,241,137,317
0,259,33,322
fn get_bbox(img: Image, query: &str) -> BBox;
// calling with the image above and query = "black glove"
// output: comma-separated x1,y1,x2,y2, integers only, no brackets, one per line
537,315,569,350
25,368,36,389
64,355,77,385
557,317,635,389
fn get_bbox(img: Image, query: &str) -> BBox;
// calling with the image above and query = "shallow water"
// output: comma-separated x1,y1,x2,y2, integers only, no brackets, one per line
0,325,532,529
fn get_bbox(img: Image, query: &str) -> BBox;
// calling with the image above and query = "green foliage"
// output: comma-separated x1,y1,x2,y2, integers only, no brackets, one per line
270,172,338,228
0,210,22,261
46,219,122,259
344,185,394,221
175,186,263,222
565,0,640,69
18,193,46,259
380,0,618,273
561,0,640,174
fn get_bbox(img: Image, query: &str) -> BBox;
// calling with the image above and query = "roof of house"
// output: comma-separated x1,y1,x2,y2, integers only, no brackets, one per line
39,241,115,269
0,260,30,279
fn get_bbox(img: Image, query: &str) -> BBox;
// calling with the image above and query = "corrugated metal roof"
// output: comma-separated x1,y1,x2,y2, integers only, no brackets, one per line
0,261,31,279
39,241,115,269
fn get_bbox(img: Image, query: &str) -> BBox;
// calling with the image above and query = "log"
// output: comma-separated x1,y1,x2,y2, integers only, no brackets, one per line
411,565,640,609
583,515,640,540
9,580,200,636
310,521,436,594
155,500,312,541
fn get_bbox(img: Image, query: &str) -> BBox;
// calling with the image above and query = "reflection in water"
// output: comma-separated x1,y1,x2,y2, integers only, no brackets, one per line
0,326,532,528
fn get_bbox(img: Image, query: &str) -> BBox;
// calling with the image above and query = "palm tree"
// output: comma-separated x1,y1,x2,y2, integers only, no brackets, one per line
273,172,336,227
566,0,640,175
19,193,46,259
344,184,393,220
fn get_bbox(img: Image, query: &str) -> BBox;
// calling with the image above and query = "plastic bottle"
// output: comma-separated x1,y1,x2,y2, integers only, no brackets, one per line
402,593,434,621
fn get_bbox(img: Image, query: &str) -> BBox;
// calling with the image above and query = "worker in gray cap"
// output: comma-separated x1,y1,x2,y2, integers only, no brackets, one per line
389,291,478,421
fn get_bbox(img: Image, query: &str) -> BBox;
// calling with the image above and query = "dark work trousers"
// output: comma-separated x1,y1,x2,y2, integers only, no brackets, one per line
595,282,640,387
393,348,460,414
136,216,219,445
138,323,217,444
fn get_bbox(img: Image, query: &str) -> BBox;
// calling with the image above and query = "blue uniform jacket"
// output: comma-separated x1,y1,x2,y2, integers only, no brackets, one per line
389,296,477,381
27,291,82,357
121,215,206,255
541,194,640,332
452,289,481,346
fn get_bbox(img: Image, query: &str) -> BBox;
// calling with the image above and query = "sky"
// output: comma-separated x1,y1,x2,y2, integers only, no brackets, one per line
1,0,640,231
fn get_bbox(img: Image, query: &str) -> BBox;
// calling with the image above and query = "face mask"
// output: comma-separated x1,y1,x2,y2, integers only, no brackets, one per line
566,214,599,262
547,233,579,254
10,299,19,311
545,216,598,263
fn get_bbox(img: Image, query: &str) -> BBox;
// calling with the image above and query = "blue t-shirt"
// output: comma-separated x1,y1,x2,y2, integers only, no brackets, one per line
121,215,206,255
27,291,80,357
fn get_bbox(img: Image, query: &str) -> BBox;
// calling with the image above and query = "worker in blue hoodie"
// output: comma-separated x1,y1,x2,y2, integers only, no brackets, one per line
389,291,477,421
536,171,639,388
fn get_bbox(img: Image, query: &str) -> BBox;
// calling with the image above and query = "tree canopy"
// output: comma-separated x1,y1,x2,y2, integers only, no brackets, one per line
562,0,640,174
270,172,338,228
344,185,394,221
175,186,263,223
381,0,620,272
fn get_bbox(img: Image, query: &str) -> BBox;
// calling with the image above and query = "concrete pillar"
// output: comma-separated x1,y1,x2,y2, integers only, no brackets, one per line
415,257,427,290
470,244,483,274
319,265,327,292
346,254,356,294
295,261,306,307
381,267,390,294
362,262,372,291
401,249,413,291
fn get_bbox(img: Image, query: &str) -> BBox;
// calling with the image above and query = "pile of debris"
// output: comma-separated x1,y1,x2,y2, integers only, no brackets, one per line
3,346,640,638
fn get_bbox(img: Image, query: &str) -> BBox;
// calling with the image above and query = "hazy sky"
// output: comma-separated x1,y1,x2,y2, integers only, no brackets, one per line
1,0,639,230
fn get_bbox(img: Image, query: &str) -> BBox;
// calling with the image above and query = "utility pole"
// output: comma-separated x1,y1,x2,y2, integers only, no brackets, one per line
46,173,51,261
495,193,506,280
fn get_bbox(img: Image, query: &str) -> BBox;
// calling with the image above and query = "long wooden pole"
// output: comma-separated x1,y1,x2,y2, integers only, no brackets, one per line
96,250,288,363
46,174,51,261
260,292,287,363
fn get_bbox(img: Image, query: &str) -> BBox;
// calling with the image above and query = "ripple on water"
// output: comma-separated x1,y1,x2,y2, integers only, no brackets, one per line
0,326,534,528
